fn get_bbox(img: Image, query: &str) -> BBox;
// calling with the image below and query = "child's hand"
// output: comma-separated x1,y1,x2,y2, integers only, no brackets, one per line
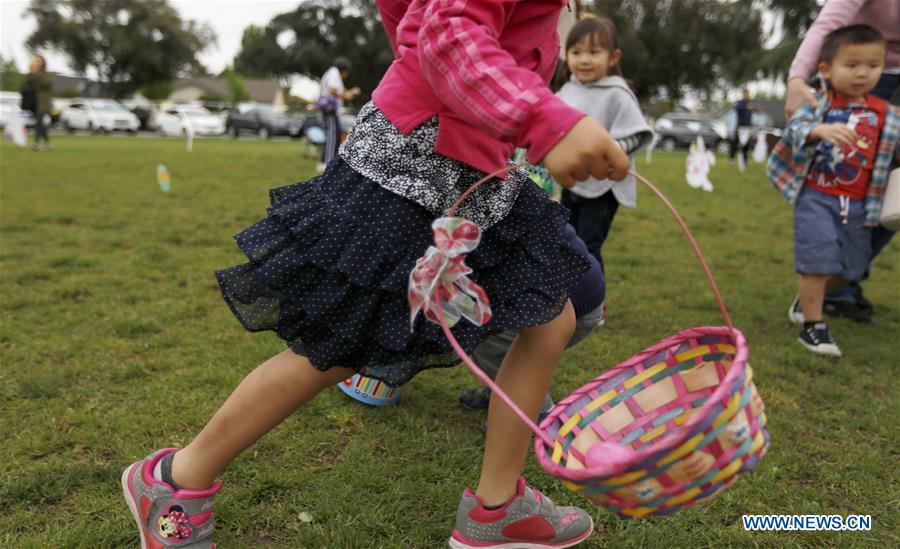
543,117,630,188
810,123,857,147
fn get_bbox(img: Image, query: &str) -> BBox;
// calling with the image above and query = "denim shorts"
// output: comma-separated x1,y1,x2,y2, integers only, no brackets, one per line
793,186,871,279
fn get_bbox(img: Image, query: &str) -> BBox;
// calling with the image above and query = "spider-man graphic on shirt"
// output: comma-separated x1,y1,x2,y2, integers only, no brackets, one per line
805,94,886,200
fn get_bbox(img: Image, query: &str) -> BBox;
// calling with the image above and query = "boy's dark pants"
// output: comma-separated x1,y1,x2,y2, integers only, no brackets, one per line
561,189,619,273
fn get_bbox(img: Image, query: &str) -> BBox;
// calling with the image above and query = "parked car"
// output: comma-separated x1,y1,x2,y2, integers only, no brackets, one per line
157,105,225,136
713,107,783,152
51,98,74,125
59,98,140,134
653,112,729,152
225,103,302,139
0,92,36,128
201,100,230,116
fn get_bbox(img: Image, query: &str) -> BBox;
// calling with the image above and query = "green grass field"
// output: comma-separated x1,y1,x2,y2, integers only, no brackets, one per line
1,135,898,548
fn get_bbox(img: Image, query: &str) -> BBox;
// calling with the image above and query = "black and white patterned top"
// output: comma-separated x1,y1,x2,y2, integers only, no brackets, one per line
339,102,523,229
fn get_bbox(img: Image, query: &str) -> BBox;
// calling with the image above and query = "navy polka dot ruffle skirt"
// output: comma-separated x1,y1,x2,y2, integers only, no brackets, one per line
215,159,589,387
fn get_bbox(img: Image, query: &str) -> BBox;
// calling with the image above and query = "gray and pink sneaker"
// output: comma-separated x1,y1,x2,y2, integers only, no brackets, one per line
121,448,222,548
449,477,593,548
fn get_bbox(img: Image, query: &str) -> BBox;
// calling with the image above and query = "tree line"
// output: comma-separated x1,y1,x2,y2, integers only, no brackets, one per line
3,0,821,105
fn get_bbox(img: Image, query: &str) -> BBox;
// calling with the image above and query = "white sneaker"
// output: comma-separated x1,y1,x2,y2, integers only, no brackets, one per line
788,295,804,325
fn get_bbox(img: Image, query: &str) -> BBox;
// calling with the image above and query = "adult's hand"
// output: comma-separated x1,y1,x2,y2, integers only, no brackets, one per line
785,77,817,118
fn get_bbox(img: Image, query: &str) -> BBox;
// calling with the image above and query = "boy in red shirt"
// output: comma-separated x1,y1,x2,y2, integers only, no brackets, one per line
768,25,900,357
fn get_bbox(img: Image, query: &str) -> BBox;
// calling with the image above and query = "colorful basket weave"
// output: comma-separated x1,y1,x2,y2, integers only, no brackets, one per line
534,326,768,518
426,167,769,520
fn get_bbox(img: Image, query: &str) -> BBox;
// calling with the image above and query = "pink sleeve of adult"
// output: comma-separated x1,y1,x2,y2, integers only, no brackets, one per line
376,0,412,56
417,0,584,162
788,0,868,80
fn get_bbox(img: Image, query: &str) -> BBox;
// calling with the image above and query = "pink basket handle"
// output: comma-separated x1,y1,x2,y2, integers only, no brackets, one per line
441,165,734,447
436,301,557,448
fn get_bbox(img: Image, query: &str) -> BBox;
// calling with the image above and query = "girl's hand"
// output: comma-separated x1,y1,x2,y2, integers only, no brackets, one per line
810,123,856,147
543,117,630,188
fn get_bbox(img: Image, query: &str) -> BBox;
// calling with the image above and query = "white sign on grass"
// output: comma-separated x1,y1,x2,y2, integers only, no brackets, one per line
686,136,715,192
3,112,28,147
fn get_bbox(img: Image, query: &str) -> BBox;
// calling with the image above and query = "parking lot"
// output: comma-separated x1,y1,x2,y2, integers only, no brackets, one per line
1,92,352,147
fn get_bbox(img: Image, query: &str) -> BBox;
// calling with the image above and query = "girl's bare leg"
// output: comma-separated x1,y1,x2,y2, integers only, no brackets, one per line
476,301,576,506
171,349,352,489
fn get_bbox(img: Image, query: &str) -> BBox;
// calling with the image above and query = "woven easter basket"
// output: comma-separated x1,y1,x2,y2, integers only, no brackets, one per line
534,326,768,518
533,172,769,518
426,168,769,520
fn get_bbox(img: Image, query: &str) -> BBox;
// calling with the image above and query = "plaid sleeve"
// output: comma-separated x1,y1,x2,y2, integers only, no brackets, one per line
871,106,900,190
767,105,819,198
783,105,819,163
864,105,900,225
766,138,793,194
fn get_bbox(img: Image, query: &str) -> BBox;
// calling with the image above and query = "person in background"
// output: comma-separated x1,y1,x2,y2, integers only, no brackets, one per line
316,57,360,173
729,88,760,167
22,55,53,152
555,16,654,326
784,0,899,322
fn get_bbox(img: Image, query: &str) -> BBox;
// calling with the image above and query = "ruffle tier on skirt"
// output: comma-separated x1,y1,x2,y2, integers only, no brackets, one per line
215,158,589,387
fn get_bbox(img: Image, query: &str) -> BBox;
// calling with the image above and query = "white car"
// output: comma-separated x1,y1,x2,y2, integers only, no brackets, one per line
156,105,225,137
60,98,140,133
0,91,36,129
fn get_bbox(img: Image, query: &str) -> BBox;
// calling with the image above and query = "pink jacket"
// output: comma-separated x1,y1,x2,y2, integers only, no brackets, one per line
372,0,585,176
788,0,900,80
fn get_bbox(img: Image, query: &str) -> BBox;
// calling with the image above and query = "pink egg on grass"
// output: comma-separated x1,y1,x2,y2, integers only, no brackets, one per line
585,442,638,475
